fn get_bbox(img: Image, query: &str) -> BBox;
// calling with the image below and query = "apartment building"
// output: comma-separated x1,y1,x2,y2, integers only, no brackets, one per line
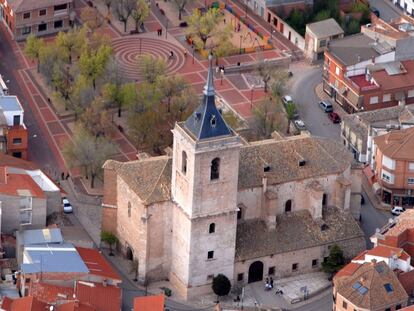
0,0,75,41
372,127,414,208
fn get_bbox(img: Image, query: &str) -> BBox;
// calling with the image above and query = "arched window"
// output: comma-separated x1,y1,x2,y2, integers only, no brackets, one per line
211,157,220,180
209,223,215,233
285,200,292,213
237,209,242,220
182,151,187,174
128,202,132,218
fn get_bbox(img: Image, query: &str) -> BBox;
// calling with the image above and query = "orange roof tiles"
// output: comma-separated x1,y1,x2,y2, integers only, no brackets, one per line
134,294,165,311
374,126,414,160
56,302,95,311
372,60,414,91
76,281,121,311
76,247,121,281
30,282,74,304
0,153,39,170
366,245,410,261
0,172,46,198
1,296,47,311
335,262,361,278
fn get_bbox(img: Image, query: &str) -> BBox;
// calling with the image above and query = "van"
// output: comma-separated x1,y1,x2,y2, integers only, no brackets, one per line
391,206,405,216
318,100,333,113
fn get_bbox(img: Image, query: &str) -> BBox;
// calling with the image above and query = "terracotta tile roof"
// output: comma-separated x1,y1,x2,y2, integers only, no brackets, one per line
134,294,165,311
0,171,46,198
334,261,408,310
374,126,414,160
235,206,364,260
7,0,73,13
372,60,414,91
366,245,410,261
75,282,121,311
383,209,414,237
56,302,95,311
29,282,74,304
1,296,47,311
76,247,121,281
335,262,362,278
0,153,39,170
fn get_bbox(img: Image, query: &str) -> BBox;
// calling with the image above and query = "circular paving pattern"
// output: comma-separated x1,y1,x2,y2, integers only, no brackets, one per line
112,37,185,81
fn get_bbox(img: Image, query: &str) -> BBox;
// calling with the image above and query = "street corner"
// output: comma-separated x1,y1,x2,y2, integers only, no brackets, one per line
314,83,330,102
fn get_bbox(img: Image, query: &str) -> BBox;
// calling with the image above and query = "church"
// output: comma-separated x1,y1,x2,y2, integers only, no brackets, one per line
101,58,365,300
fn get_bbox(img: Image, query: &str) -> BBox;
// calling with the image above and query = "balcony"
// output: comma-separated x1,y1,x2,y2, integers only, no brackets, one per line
54,9,68,17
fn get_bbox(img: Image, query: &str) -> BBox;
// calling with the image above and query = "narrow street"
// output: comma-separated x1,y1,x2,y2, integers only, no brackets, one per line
369,0,403,22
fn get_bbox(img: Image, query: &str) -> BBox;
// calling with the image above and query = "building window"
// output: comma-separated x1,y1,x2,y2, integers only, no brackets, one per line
210,157,220,180
383,93,391,102
54,20,63,29
13,115,20,126
22,26,31,35
369,96,379,104
381,169,394,184
237,207,243,220
285,200,292,212
342,301,347,309
13,152,22,158
209,223,215,233
319,39,327,47
128,202,131,218
273,17,277,26
312,259,318,267
335,66,340,75
13,138,22,145
38,23,47,32
292,263,298,271
181,151,187,174
207,274,214,280
268,266,275,275
409,162,414,171
20,196,33,225
408,89,414,98
382,155,395,170
23,12,30,19
207,251,214,260
237,273,244,281
408,177,414,185
384,283,393,293
54,4,68,11
39,9,47,16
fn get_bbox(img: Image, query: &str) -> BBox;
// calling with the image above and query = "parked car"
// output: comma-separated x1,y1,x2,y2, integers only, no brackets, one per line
62,198,73,214
318,100,333,113
370,7,380,17
293,119,307,131
328,112,341,123
282,95,299,119
391,206,405,216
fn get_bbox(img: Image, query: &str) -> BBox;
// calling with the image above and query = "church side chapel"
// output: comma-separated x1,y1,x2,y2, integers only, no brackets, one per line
102,56,365,300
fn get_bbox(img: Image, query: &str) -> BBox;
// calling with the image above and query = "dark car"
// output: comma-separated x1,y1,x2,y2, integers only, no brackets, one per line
328,112,341,123
370,7,380,17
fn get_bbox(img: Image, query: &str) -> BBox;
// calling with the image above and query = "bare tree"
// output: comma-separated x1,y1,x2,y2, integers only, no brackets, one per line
115,0,137,32
173,0,194,20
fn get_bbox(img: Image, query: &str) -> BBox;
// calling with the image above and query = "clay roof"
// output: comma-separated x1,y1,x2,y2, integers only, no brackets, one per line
0,153,39,170
76,282,121,311
235,206,364,260
373,126,414,160
383,209,414,237
0,172,46,198
334,261,408,310
306,18,343,38
7,0,73,13
56,302,95,311
76,247,121,281
238,136,353,189
103,156,171,205
134,294,165,311
366,245,410,261
30,282,74,304
371,60,414,91
1,296,47,311
335,262,362,278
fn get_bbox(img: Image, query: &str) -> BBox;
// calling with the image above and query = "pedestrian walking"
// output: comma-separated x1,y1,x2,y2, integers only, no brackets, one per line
170,50,174,59
61,172,64,180
159,28,163,36
184,49,187,57
65,173,70,180
270,277,274,289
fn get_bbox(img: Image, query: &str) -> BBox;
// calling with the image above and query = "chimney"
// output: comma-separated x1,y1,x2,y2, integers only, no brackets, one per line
0,166,7,184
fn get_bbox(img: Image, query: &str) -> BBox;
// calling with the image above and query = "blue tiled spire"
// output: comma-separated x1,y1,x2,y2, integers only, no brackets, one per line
184,55,232,140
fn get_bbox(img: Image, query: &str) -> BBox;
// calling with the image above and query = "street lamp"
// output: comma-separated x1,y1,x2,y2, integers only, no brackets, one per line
220,68,224,85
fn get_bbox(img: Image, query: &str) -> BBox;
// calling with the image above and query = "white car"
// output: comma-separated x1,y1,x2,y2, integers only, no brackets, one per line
391,206,405,216
62,198,73,214
282,95,293,105
293,119,307,131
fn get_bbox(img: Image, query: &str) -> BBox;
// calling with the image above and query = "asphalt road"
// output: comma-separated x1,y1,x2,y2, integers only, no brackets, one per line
369,0,403,22
288,64,341,139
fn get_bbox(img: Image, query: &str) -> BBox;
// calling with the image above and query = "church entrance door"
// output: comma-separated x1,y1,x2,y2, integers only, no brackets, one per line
126,246,133,261
248,261,264,283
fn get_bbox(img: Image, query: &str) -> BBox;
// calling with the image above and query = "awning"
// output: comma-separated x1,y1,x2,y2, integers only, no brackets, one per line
372,182,382,194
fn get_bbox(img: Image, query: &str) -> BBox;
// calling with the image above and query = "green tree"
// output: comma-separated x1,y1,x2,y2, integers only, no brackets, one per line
285,102,297,134
131,0,150,32
101,231,118,256
270,70,289,98
173,0,195,20
313,9,331,22
212,274,231,300
158,75,189,113
81,6,103,32
55,27,87,64
25,34,44,72
322,244,345,276
63,126,116,188
38,44,63,84
139,55,166,84
346,18,361,35
79,100,114,138
79,44,112,90
115,0,137,32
